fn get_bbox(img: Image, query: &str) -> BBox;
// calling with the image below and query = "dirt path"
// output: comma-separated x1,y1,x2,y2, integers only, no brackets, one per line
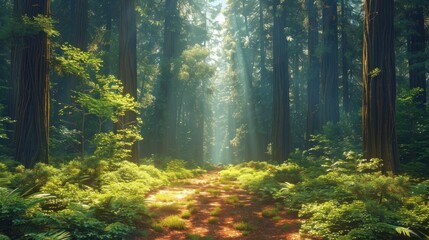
140,171,304,240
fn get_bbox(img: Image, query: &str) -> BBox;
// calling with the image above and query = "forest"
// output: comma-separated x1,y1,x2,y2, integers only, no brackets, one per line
0,0,428,239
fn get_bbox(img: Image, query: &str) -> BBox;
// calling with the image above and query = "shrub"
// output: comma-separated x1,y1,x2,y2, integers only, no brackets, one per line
273,163,303,184
299,200,399,240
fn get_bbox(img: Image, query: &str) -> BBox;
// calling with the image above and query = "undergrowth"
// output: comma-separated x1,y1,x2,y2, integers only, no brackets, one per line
0,157,204,239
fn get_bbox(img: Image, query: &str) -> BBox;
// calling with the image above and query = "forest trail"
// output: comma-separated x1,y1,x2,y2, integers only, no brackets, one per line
141,170,304,240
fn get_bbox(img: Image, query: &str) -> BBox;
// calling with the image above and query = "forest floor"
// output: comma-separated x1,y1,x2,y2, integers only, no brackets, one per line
140,170,306,240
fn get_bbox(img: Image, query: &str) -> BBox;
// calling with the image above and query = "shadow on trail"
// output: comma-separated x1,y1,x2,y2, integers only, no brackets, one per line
141,171,303,240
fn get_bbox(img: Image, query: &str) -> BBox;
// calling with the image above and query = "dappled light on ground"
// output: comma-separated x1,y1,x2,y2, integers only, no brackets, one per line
142,171,305,240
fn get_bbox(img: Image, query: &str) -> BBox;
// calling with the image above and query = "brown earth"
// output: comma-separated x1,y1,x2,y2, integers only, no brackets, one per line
140,171,309,240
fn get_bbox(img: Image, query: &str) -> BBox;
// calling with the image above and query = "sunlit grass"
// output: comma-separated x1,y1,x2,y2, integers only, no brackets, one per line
261,206,279,218
150,202,181,214
226,195,239,204
233,221,253,231
181,210,192,219
151,223,165,232
159,215,187,230
206,188,221,197
210,206,221,216
155,193,177,202
226,195,243,206
186,203,198,215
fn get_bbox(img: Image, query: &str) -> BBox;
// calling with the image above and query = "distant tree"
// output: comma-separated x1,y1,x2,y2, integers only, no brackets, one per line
362,0,398,173
272,0,291,163
14,0,51,167
118,0,139,162
320,0,339,124
407,3,426,107
154,0,180,157
340,0,351,113
305,0,320,143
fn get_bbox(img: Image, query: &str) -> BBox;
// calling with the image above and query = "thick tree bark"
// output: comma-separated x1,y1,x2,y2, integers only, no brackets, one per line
8,1,22,142
363,0,398,173
407,4,426,107
272,0,291,163
306,0,320,143
320,0,339,124
14,0,50,168
119,0,139,162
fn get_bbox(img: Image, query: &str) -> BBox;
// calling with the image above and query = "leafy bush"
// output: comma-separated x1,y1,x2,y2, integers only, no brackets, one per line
272,163,303,184
300,200,398,240
10,163,61,196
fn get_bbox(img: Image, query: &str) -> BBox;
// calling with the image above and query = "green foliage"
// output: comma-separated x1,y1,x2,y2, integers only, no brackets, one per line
307,121,361,162
10,163,61,196
165,159,195,180
54,44,102,81
221,156,429,239
0,155,199,239
92,128,142,162
53,44,141,162
397,88,429,177
178,44,215,83
22,15,59,37
73,74,139,123
300,200,397,240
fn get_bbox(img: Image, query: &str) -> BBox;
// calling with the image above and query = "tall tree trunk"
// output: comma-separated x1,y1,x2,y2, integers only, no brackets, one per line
259,0,267,85
8,1,22,142
71,0,88,50
341,0,350,113
60,0,88,107
102,0,113,75
258,0,271,159
320,0,339,124
362,0,398,173
14,0,50,168
306,0,320,143
119,0,139,162
272,0,291,163
156,0,179,157
407,4,426,107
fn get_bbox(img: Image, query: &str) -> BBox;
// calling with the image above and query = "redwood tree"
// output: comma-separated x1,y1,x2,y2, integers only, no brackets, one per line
362,0,398,173
14,0,50,168
306,0,320,142
340,0,350,113
320,0,339,124
155,0,180,156
272,0,291,163
119,0,139,162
